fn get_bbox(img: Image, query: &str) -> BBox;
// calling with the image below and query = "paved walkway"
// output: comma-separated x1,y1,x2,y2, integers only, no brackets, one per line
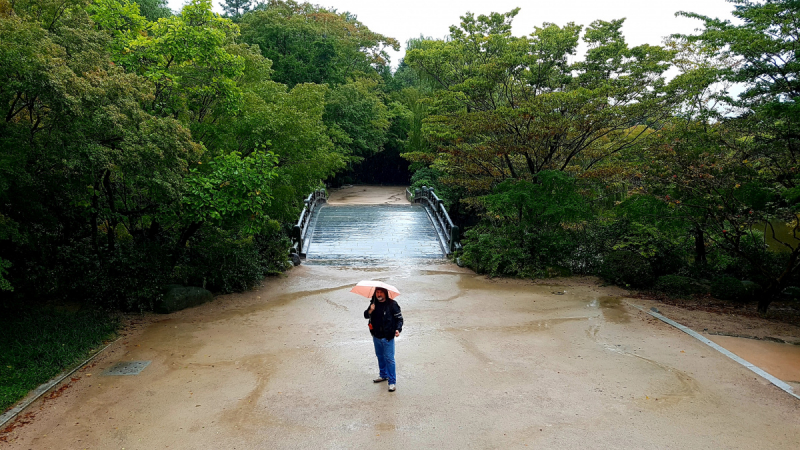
5,267,800,449
305,205,444,264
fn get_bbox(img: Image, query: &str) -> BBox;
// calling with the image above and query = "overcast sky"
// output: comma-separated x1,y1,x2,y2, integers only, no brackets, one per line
167,0,737,67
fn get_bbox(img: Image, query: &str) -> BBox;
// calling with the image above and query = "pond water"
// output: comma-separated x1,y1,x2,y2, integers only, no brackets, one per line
761,221,800,253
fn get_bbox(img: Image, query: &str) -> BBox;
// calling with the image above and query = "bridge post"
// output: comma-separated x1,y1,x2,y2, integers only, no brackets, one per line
449,226,460,253
292,225,303,256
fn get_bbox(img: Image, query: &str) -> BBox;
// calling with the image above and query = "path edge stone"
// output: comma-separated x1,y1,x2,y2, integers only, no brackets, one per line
0,338,120,429
627,302,800,401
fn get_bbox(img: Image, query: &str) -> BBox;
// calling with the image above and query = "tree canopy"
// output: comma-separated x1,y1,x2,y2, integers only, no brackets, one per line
404,10,678,196
1,0,799,315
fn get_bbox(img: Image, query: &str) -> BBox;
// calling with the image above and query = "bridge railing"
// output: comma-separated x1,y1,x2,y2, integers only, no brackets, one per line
413,186,460,255
291,189,327,258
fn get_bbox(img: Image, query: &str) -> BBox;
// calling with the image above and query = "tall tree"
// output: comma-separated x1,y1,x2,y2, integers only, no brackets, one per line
221,0,253,20
651,0,800,313
239,0,398,87
133,0,171,21
1,0,201,303
404,10,680,197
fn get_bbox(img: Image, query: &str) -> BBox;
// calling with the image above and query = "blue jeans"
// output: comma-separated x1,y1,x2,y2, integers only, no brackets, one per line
372,336,396,384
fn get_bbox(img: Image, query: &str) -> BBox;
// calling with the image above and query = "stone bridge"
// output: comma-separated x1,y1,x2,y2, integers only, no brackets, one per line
295,186,450,265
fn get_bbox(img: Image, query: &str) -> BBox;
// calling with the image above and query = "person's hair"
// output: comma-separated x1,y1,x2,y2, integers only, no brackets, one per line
371,287,389,302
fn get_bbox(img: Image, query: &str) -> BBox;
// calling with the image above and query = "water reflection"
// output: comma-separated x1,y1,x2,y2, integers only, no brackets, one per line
591,296,631,323
761,221,800,253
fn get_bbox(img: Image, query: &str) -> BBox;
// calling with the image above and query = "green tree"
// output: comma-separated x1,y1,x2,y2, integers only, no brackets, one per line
221,0,253,20
239,0,399,87
404,10,679,197
324,77,391,161
0,0,314,307
119,0,245,124
645,0,800,313
203,44,345,221
133,0,171,21
0,0,201,305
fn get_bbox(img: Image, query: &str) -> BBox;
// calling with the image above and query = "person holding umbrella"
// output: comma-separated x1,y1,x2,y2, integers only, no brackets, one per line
352,281,403,392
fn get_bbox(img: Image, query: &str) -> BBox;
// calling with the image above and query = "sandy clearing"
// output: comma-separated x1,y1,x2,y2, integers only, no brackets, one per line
2,266,799,449
327,185,409,205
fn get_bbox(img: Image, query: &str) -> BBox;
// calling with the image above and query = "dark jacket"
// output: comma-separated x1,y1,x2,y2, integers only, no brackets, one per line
364,299,403,340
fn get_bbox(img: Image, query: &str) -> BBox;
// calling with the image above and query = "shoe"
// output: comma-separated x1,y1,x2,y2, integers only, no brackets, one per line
388,384,396,392
373,377,388,383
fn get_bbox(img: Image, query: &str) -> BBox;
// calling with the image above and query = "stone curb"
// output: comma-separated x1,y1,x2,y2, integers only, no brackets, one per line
627,302,800,401
0,338,120,429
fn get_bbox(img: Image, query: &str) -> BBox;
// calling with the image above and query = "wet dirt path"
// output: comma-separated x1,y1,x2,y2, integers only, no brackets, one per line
707,335,800,385
4,266,800,449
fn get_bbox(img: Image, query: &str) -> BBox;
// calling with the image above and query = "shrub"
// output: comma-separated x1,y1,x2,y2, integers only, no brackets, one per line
654,275,705,297
460,227,532,277
176,222,290,294
460,223,581,278
568,220,629,275
711,276,745,301
598,251,655,288
409,167,459,208
741,280,763,301
782,286,800,301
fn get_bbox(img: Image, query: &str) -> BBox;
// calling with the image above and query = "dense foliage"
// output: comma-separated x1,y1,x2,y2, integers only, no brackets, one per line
1,0,798,316
402,1,800,314
0,0,398,309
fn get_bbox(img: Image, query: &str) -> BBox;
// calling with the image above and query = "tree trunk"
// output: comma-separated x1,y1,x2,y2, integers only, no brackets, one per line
504,154,518,179
172,221,203,265
694,225,706,264
757,296,773,315
90,182,100,256
102,170,116,253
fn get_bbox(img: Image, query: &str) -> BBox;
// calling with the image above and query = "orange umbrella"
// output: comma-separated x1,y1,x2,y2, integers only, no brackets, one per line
349,280,400,299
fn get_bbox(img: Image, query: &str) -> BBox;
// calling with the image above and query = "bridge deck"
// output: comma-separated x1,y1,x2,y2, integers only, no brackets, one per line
304,204,444,264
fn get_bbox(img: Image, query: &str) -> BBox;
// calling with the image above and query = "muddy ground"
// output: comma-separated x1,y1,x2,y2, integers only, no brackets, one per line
3,185,800,448
2,266,799,449
633,296,800,344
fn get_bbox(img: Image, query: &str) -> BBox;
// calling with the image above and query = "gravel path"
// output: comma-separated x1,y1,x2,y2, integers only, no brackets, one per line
3,266,799,449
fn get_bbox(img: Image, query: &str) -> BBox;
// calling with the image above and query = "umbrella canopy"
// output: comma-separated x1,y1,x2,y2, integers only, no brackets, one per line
350,280,400,299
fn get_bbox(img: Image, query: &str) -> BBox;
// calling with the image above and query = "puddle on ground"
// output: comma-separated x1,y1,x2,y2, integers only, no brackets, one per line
445,317,587,335
374,423,397,432
593,296,630,324
707,335,800,383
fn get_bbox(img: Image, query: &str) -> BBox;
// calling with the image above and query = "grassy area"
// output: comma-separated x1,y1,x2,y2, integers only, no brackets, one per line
0,308,120,412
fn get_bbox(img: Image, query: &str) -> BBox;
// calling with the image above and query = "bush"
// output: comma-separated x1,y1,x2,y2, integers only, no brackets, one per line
460,223,581,278
568,220,628,275
598,251,655,288
176,223,291,294
460,227,532,277
782,286,800,301
409,167,459,208
741,280,763,301
711,276,745,301
654,275,705,297
50,238,171,311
